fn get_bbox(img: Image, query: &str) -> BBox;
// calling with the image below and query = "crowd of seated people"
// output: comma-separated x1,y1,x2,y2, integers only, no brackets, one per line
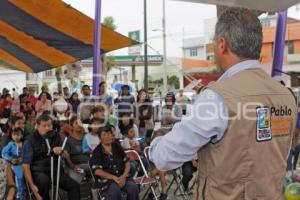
0,83,197,200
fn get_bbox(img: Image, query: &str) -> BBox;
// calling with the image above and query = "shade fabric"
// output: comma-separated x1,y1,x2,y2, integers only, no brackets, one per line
0,0,137,73
175,0,300,12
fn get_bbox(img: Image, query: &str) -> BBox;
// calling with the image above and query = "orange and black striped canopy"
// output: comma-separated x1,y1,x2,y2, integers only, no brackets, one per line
0,0,137,73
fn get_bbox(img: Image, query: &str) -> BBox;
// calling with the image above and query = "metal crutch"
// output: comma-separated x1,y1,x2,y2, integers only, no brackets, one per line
45,139,54,200
55,137,68,200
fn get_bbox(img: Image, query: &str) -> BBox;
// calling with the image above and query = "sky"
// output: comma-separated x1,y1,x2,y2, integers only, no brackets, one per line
63,0,300,58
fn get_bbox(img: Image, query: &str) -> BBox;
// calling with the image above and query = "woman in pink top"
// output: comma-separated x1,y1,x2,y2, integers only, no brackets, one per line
35,92,52,117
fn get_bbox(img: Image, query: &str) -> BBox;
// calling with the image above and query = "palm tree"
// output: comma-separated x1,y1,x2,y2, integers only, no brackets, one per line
101,16,117,80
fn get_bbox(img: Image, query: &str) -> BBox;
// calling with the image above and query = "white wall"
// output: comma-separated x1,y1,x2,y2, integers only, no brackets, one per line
0,68,26,93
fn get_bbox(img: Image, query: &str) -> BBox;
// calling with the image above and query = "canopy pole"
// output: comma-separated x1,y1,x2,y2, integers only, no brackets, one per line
144,0,149,91
92,0,102,95
271,11,288,78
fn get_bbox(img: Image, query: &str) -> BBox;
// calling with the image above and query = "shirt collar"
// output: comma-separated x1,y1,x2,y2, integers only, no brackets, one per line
218,60,260,82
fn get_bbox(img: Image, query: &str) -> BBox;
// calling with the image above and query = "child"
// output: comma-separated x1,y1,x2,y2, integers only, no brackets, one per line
121,125,140,152
2,128,25,200
121,125,149,177
82,117,103,154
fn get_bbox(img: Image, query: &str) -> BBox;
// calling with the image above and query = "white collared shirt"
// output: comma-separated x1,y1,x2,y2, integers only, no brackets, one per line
149,60,261,171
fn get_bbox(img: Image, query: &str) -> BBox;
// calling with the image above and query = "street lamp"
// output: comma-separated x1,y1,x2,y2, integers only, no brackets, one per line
152,0,167,94
162,0,167,94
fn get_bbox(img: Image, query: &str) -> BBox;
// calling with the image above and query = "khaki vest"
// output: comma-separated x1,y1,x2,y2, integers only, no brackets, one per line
195,68,297,200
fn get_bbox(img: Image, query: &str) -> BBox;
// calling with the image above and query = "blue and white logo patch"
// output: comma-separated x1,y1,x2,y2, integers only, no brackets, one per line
256,107,272,142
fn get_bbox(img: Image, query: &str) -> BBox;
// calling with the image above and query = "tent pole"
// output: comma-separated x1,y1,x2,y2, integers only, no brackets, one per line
271,11,288,78
92,0,102,95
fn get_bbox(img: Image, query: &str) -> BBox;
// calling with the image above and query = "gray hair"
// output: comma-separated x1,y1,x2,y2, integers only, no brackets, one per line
214,8,263,59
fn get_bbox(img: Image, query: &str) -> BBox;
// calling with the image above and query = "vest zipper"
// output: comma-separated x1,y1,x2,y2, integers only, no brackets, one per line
202,178,207,200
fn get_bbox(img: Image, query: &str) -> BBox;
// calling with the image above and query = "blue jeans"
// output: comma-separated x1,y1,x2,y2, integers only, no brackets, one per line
12,165,25,199
105,180,139,200
287,144,300,171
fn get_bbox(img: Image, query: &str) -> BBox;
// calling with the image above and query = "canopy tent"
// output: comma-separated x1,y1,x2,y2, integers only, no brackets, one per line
175,0,300,12
0,0,137,73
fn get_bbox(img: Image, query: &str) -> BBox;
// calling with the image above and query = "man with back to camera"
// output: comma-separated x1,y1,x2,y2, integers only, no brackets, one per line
149,7,298,199
22,114,80,200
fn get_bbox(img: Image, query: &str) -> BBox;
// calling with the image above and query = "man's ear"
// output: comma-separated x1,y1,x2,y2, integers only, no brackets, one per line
218,37,228,55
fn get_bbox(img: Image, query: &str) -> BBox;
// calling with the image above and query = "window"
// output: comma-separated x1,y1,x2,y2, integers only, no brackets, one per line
190,48,198,57
207,55,214,61
260,19,271,28
288,41,294,54
45,70,53,77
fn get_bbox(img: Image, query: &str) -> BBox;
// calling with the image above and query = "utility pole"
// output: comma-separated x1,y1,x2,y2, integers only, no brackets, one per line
162,0,167,93
144,0,148,90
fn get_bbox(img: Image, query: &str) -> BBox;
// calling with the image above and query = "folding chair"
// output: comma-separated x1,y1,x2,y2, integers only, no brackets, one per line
144,147,189,199
125,150,159,200
173,170,197,197
143,147,162,195
165,168,189,200
88,161,106,200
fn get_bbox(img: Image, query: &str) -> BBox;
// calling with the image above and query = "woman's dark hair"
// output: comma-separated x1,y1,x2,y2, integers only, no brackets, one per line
25,109,36,120
38,92,47,100
69,92,79,102
6,117,24,140
165,92,176,103
123,124,133,136
99,81,106,88
137,89,150,103
118,113,134,136
88,117,104,132
96,124,112,137
70,115,78,126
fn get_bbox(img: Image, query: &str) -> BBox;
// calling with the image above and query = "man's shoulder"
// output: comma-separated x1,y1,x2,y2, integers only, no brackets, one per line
26,133,37,142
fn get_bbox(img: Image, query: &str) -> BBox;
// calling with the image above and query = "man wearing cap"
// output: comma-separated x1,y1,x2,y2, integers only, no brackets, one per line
150,8,297,199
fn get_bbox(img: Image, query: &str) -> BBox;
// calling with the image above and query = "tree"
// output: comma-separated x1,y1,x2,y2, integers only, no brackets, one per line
103,16,117,30
167,75,180,89
101,16,117,80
